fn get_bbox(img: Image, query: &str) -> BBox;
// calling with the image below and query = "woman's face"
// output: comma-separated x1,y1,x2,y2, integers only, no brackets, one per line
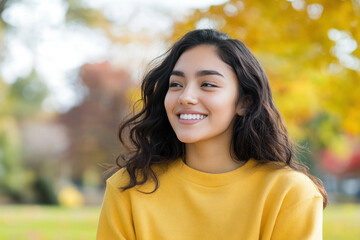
164,44,241,145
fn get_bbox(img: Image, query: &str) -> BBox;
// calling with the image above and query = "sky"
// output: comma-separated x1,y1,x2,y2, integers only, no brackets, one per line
0,0,229,112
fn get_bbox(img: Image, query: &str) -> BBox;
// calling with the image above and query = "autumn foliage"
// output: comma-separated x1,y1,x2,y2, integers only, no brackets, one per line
170,0,360,175
172,0,360,140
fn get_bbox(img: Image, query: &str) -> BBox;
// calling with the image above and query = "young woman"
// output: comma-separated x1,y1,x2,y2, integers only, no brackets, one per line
97,29,327,240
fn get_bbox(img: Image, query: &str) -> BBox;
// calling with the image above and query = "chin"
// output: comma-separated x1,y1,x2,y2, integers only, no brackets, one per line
176,135,203,144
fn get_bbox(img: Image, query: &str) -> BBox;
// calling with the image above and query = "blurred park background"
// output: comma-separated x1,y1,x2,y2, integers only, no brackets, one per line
0,0,359,239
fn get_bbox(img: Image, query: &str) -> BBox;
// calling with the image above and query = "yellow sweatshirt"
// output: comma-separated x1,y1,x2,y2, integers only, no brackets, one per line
97,158,323,240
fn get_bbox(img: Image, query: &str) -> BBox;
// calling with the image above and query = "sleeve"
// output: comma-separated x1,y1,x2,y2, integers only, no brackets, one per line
96,179,135,240
271,196,323,240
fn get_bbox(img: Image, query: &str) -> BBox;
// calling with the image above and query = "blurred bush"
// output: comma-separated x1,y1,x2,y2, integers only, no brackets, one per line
58,185,84,207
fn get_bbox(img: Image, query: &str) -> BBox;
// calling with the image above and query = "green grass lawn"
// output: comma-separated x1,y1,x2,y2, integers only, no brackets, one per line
0,205,100,240
0,204,359,239
323,203,360,240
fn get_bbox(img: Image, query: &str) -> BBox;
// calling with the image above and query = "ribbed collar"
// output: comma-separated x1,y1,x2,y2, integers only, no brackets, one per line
170,158,256,187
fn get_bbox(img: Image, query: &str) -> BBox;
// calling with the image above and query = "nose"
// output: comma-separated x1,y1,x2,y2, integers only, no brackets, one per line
178,85,198,105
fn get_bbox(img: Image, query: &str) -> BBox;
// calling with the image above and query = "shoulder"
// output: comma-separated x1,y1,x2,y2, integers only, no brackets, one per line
278,168,322,200
252,161,323,203
105,161,173,192
107,168,130,189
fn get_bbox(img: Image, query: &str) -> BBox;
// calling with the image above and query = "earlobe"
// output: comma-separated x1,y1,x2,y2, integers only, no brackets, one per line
236,106,246,116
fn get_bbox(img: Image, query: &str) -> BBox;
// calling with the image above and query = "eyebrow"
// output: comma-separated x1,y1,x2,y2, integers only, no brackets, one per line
170,70,224,78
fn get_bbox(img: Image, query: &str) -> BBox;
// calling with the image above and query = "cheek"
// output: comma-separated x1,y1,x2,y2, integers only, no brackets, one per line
164,92,175,116
207,92,237,113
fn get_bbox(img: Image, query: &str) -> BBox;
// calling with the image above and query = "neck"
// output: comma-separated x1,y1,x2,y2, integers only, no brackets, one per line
184,140,243,174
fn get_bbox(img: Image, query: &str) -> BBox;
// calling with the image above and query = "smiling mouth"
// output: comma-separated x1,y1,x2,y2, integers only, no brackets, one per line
179,114,207,120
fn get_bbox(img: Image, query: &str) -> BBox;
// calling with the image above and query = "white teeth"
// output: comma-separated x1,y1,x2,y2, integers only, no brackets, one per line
179,114,206,120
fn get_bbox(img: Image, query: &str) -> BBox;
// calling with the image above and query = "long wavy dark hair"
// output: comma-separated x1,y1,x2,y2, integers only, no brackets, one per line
114,29,328,208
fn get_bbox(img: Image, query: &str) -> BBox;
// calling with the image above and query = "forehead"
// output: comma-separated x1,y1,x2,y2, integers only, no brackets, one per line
173,45,232,73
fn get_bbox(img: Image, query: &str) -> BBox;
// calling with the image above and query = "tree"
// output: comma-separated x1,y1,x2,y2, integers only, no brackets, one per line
58,62,134,184
172,0,360,143
171,0,360,175
0,71,48,202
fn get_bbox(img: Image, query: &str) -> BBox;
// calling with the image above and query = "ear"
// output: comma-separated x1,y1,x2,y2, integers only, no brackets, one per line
236,95,252,116
236,106,246,116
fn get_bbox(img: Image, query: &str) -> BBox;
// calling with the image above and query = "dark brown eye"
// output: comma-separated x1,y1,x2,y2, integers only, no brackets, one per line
169,82,182,88
201,82,217,87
